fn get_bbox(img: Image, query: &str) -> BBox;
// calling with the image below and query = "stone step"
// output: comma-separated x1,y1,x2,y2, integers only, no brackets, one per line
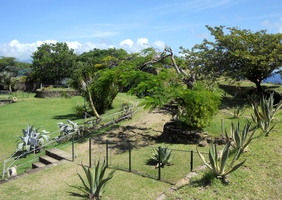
45,147,72,161
39,155,59,165
32,162,46,169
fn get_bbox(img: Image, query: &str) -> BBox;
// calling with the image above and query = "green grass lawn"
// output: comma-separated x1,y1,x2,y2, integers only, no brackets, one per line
0,92,139,175
0,84,281,199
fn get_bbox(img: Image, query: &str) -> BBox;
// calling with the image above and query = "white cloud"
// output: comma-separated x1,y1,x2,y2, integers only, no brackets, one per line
136,38,148,46
153,40,165,50
119,38,164,53
0,40,40,60
0,38,166,61
119,39,134,48
262,17,282,33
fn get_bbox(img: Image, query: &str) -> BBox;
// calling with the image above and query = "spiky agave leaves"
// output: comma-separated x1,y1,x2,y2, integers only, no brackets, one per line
69,160,116,200
16,125,50,152
251,93,282,136
232,106,245,118
227,121,256,155
197,141,246,180
151,146,173,167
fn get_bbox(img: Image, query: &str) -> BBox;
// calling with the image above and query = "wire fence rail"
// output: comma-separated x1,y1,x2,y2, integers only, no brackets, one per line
88,139,209,184
1,98,140,179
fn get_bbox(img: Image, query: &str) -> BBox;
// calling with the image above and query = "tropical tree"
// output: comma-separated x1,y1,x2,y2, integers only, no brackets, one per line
182,26,282,93
0,56,17,73
70,48,130,117
31,42,77,84
120,47,220,128
0,71,19,92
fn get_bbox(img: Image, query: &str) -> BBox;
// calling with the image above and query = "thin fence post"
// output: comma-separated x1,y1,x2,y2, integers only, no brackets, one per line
2,160,6,179
128,141,131,172
221,118,224,134
106,140,109,168
158,146,161,180
72,135,74,162
89,138,92,167
190,150,194,172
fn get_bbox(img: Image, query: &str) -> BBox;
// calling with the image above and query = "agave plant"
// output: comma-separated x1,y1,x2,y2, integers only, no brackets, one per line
231,106,245,118
250,93,282,136
227,121,256,155
69,160,116,200
197,141,246,181
16,125,50,152
57,120,78,136
151,146,173,167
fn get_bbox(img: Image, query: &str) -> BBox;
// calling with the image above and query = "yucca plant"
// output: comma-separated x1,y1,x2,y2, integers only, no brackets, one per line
250,93,282,136
197,141,246,182
16,125,50,153
151,146,173,167
69,160,116,200
227,121,256,155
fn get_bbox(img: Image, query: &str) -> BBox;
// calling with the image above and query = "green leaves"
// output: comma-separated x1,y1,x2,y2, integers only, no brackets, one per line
228,121,256,154
31,42,77,84
69,160,116,200
197,142,246,180
188,26,282,93
151,146,173,167
176,85,221,128
251,93,282,136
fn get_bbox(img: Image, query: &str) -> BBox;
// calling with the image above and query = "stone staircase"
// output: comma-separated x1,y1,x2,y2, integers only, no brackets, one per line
32,147,72,169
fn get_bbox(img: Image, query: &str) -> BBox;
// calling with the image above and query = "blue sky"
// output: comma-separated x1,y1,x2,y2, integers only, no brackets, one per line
1,0,282,61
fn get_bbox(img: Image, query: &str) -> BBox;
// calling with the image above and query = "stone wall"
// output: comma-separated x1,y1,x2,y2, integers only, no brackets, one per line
35,90,79,98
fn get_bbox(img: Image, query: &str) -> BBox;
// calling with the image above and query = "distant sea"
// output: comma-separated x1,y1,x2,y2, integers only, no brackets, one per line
263,73,282,84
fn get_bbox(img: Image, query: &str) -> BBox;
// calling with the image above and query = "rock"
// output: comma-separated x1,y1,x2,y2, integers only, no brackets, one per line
198,140,208,147
159,121,202,144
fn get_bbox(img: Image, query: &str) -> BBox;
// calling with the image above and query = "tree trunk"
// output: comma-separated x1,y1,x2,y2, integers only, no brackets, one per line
254,80,263,94
87,88,100,119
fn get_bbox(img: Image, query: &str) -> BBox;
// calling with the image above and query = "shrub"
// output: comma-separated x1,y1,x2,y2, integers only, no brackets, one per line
176,88,221,128
73,102,86,117
88,70,119,114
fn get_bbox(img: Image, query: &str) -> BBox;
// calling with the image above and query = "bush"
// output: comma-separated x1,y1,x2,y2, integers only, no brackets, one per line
176,87,221,128
88,70,119,114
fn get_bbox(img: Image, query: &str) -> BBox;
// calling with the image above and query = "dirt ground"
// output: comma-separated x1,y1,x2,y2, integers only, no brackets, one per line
74,109,172,157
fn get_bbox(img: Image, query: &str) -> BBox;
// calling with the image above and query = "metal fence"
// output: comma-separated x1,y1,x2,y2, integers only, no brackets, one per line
88,139,209,184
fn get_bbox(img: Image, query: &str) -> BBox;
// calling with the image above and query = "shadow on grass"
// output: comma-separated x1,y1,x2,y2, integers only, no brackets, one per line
91,125,159,153
52,113,82,121
145,158,157,166
67,191,86,199
190,170,229,187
